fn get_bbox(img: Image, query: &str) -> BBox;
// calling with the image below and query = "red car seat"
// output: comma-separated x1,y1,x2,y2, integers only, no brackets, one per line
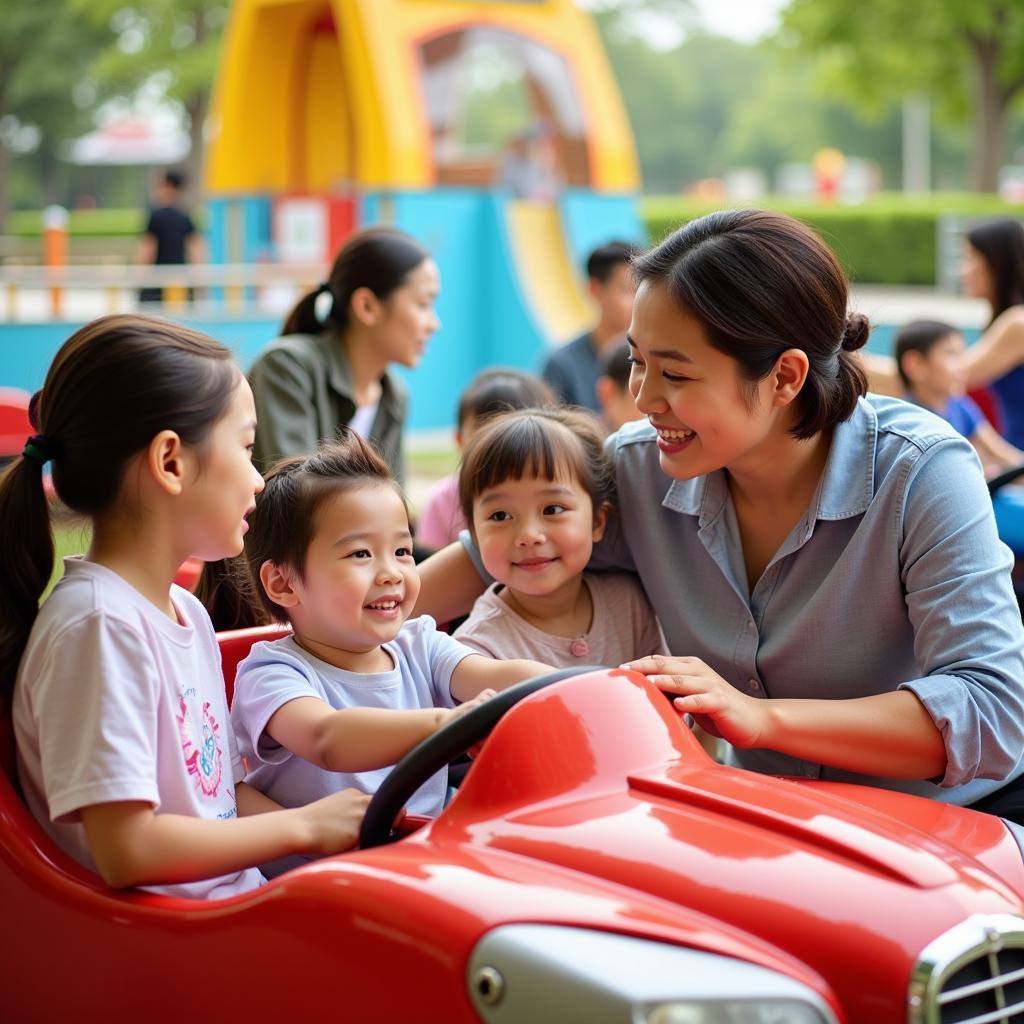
0,622,291,890
0,387,32,462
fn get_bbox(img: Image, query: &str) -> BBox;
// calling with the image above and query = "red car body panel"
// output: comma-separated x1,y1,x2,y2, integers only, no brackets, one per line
4,658,1024,1022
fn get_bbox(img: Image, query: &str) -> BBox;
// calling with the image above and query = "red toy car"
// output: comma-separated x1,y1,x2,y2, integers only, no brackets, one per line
4,628,1024,1022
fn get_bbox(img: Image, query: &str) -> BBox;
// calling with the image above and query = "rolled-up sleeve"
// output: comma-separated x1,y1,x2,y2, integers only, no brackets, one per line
897,437,1024,787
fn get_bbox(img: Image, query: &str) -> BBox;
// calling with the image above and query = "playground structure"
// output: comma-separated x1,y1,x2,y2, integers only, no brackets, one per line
205,0,644,428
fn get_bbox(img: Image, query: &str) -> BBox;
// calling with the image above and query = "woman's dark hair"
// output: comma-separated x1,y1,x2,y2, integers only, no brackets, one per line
0,314,238,700
966,218,1024,321
456,368,556,431
458,408,615,534
893,320,959,389
232,430,405,626
281,227,430,336
632,209,869,440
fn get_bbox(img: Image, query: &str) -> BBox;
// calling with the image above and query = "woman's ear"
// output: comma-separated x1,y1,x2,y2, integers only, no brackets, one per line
592,500,610,543
771,349,811,408
350,286,382,328
260,560,300,609
146,429,186,496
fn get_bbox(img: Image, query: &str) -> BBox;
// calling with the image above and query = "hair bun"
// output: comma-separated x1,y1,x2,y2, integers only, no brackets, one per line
841,312,870,352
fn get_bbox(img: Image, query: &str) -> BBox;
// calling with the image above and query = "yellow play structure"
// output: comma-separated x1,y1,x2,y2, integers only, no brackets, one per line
205,0,644,429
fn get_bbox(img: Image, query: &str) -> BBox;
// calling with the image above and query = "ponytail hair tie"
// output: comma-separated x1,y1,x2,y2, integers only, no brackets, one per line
22,434,58,466
313,281,335,325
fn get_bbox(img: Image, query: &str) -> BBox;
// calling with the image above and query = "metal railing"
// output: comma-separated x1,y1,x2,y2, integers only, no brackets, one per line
0,262,328,320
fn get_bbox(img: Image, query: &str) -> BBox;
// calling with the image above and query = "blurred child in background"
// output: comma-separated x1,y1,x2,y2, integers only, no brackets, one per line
595,339,644,434
895,320,1024,475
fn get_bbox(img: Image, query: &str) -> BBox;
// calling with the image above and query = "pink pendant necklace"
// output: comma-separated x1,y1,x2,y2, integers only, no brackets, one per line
503,587,590,658
569,637,589,658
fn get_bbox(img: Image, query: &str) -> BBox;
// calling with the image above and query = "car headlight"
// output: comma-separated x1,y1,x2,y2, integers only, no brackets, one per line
467,925,837,1024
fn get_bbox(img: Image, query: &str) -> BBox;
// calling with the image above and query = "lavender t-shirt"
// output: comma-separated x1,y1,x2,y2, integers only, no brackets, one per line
231,616,478,871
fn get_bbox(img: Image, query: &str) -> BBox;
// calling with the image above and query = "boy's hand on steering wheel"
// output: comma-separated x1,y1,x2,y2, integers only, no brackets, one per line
446,689,498,757
620,655,769,750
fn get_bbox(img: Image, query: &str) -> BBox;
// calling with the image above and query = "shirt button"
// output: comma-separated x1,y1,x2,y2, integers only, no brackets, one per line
747,677,760,692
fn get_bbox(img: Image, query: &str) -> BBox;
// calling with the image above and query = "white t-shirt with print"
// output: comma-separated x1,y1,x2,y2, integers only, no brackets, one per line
13,558,263,900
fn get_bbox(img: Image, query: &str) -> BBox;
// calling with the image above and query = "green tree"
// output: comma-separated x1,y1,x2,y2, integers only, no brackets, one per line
73,0,230,204
605,32,767,192
0,1,105,231
778,0,1024,191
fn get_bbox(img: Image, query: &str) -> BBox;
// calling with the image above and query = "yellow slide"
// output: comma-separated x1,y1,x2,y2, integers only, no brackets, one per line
505,200,592,344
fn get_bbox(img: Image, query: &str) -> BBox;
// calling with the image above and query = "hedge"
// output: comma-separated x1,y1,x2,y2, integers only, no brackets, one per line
641,193,1024,286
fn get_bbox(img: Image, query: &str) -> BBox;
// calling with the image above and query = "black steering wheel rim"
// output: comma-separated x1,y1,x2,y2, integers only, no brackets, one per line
359,666,602,849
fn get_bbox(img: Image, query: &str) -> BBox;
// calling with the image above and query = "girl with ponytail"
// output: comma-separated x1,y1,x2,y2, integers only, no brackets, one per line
249,227,440,483
0,314,369,898
418,209,1024,822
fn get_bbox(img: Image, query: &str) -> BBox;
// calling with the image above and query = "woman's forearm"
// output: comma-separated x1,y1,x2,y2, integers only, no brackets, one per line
764,690,946,779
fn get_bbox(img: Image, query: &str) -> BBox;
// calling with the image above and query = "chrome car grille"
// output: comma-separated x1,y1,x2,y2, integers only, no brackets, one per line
909,915,1024,1023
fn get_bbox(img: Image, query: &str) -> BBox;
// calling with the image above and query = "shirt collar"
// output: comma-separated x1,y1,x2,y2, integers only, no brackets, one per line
659,397,877,525
321,330,401,414
814,396,876,520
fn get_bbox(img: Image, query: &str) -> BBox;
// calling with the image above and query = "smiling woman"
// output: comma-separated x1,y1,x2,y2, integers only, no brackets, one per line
417,208,1024,822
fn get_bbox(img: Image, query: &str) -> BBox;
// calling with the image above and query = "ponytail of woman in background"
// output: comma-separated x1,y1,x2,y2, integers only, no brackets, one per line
249,227,441,483
0,314,370,898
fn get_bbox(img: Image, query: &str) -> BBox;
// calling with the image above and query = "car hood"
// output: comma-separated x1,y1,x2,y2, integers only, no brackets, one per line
419,669,1024,1022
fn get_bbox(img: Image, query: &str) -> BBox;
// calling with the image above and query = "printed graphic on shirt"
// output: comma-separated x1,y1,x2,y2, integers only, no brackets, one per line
178,696,224,797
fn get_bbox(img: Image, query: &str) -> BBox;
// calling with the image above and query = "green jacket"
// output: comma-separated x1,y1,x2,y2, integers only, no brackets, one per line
249,330,407,484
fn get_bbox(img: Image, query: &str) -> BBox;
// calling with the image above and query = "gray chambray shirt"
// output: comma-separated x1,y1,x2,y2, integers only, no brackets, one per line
465,395,1024,805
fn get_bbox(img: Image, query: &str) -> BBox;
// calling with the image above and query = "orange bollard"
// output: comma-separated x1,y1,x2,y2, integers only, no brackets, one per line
42,206,69,319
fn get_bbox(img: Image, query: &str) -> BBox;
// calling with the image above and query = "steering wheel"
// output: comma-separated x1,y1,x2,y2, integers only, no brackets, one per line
359,666,601,849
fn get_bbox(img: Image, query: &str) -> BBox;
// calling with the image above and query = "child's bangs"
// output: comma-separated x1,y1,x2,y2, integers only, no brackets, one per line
472,416,585,496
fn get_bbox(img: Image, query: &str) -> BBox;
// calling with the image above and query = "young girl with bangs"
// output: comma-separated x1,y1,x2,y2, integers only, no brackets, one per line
453,407,665,668
224,431,552,875
0,314,370,899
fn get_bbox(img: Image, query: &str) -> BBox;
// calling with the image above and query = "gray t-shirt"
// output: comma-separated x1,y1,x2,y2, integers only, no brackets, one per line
231,616,477,874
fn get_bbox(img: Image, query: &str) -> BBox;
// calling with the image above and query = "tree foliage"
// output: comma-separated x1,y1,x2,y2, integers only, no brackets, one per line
70,0,231,202
0,1,106,229
777,0,1024,189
